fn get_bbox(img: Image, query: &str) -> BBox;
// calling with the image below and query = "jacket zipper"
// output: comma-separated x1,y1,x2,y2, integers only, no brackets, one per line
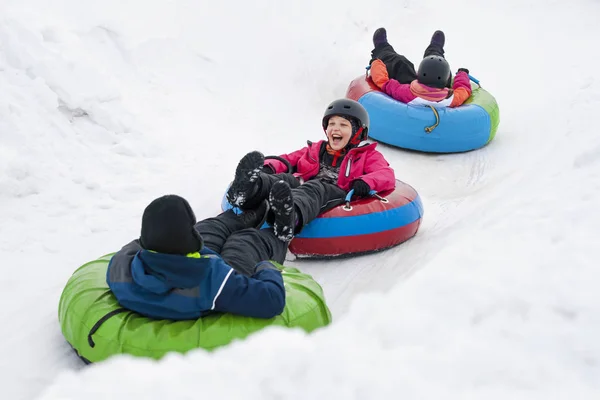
345,157,352,177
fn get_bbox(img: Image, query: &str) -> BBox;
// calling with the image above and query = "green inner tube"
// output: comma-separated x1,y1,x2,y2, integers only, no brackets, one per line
59,254,332,363
463,81,501,143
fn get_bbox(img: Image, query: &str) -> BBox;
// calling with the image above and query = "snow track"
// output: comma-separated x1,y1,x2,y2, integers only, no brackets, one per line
0,0,599,399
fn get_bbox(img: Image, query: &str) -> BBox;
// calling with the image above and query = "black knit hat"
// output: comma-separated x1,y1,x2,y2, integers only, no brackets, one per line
139,194,203,255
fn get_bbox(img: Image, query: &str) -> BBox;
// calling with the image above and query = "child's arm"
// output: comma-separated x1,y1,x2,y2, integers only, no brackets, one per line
449,69,472,107
355,151,396,193
264,146,309,174
370,59,417,104
212,261,286,319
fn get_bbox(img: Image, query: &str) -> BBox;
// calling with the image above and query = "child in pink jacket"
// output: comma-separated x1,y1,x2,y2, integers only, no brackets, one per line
368,28,472,108
227,98,396,242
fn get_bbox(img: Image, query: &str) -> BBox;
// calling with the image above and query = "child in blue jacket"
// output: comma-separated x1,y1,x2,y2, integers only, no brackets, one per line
106,194,286,320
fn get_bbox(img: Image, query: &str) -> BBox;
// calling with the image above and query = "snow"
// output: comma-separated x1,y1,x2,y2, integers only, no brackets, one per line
0,0,598,398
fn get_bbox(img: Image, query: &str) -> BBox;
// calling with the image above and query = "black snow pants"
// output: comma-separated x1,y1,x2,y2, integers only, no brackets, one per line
246,173,347,234
369,40,450,87
194,210,287,276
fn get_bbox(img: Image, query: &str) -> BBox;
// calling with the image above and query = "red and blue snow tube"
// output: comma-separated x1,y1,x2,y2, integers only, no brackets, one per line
221,179,423,259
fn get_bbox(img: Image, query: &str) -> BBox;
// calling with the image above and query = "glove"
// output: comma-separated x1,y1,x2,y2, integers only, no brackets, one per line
457,68,469,74
370,59,390,88
351,179,371,197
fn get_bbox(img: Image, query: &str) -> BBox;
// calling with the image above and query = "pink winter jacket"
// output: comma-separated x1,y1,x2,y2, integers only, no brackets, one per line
264,140,396,193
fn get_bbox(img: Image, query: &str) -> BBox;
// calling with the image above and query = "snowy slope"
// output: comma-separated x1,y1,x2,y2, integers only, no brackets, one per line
0,0,598,399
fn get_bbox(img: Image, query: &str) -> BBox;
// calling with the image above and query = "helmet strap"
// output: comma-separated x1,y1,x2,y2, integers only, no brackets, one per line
350,127,364,145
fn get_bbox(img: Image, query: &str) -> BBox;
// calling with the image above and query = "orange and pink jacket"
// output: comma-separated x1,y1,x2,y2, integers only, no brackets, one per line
370,59,472,108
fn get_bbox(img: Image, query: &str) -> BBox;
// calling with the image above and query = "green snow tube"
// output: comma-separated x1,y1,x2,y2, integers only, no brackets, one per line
58,254,332,364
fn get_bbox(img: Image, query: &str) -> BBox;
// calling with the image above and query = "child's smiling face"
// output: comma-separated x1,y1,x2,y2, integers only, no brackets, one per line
325,115,353,151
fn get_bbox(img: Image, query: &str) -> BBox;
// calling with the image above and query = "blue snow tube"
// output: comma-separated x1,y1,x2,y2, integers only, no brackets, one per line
346,75,500,153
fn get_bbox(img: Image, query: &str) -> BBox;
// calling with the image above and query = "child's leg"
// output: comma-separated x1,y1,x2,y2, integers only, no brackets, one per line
370,27,416,84
422,30,452,88
422,30,446,58
241,172,301,210
371,43,418,84
292,180,347,230
219,227,288,276
227,151,301,209
194,201,269,254
422,43,444,58
267,179,347,241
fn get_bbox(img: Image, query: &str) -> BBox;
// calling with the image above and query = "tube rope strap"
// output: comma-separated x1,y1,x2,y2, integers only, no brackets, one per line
87,308,130,348
343,189,389,211
424,73,483,133
424,105,440,133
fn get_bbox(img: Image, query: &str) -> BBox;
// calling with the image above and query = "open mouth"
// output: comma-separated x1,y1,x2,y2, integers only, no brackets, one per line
331,134,343,145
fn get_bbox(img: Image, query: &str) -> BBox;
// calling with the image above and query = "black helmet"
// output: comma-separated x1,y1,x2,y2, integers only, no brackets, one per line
322,98,370,142
417,55,451,89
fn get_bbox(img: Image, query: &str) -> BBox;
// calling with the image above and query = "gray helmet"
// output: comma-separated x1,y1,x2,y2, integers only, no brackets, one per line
417,55,451,89
322,98,370,141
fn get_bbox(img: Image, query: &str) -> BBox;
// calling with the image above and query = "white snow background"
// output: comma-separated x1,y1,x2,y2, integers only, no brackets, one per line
0,0,599,399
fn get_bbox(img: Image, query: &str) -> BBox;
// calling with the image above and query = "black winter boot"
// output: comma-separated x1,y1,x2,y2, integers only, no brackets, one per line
373,27,387,46
430,30,445,48
237,199,270,229
268,180,296,242
227,151,265,208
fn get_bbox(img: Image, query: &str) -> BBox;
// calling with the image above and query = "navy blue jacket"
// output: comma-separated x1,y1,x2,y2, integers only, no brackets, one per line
106,240,286,320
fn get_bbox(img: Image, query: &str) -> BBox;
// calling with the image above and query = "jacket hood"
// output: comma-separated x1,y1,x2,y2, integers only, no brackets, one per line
130,250,209,294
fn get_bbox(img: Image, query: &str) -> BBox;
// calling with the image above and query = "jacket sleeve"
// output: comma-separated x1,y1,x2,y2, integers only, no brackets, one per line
213,261,286,319
369,59,390,89
449,71,472,107
356,150,396,193
264,146,310,174
381,79,417,104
